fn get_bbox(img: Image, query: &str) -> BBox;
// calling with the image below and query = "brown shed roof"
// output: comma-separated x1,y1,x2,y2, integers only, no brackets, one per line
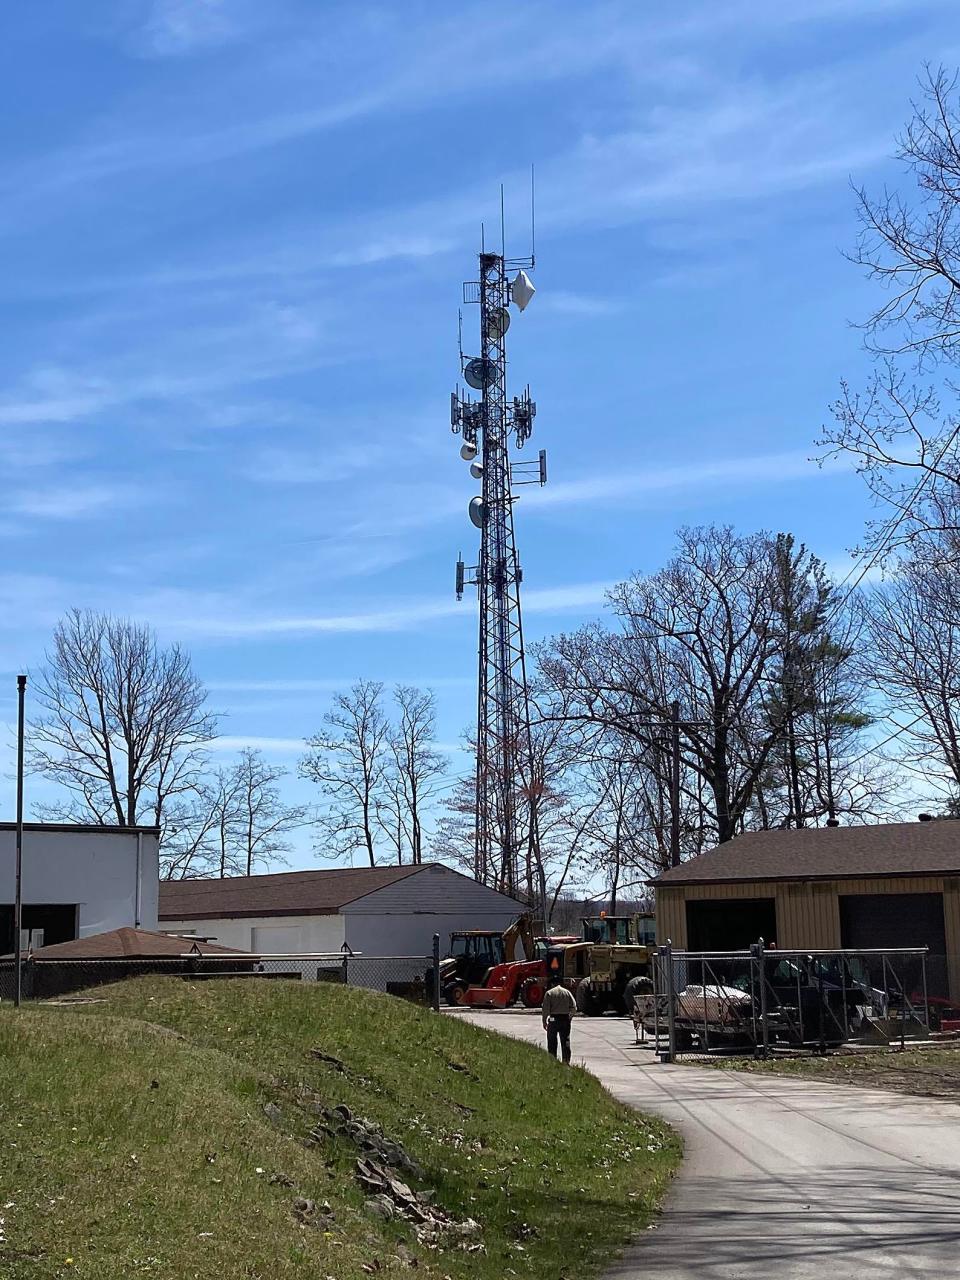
28,928,246,960
158,863,428,921
652,822,960,886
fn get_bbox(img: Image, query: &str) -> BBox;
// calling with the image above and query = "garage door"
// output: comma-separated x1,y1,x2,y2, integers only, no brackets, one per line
252,925,302,953
686,898,777,951
839,892,947,997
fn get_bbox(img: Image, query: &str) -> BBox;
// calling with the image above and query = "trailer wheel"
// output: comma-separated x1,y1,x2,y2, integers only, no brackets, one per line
519,977,545,1008
444,981,468,1007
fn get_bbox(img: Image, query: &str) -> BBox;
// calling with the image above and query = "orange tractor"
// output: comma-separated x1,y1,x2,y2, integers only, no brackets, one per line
437,916,576,1008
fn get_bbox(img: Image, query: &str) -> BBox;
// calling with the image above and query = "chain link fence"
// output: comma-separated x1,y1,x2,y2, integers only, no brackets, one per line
636,943,945,1060
0,938,444,1009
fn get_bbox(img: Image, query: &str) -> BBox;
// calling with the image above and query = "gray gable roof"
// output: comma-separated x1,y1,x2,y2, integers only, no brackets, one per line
652,822,960,886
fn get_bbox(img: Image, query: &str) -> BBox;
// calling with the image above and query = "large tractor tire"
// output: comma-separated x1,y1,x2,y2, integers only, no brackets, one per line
519,976,546,1009
576,978,604,1016
443,981,468,1007
622,975,653,1016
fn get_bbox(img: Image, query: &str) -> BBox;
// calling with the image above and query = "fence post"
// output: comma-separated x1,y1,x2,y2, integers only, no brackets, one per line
661,940,677,1063
341,945,350,987
899,954,907,1050
432,934,441,1014
758,938,770,1060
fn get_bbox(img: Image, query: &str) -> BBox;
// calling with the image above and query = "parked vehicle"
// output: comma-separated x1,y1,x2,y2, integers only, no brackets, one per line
573,913,656,1015
432,917,585,1008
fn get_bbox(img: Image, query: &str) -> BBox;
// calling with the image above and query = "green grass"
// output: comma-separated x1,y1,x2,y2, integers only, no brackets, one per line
0,978,680,1280
697,1045,960,1100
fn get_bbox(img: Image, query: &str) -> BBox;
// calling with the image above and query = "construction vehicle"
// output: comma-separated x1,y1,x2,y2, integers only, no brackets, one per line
434,915,538,1007
573,911,656,1015
581,912,656,946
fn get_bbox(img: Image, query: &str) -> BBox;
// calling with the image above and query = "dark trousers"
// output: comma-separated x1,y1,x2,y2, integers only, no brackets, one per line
547,1015,572,1063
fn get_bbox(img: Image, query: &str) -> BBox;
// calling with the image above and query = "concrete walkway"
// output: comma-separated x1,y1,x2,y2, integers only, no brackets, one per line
458,1010,960,1278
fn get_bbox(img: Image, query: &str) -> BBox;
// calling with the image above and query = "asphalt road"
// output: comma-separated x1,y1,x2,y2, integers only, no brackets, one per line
457,1010,960,1279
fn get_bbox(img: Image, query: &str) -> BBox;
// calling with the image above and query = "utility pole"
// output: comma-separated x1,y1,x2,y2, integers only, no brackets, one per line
14,674,26,1008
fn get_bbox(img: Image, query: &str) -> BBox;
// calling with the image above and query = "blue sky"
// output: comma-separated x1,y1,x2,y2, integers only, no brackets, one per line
1,0,956,862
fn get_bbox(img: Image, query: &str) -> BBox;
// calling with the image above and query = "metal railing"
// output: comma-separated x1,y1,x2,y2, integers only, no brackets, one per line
642,941,937,1061
0,936,445,1011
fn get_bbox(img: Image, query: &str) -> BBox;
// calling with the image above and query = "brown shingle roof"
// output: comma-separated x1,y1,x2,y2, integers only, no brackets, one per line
652,821,960,886
29,928,247,959
158,863,428,921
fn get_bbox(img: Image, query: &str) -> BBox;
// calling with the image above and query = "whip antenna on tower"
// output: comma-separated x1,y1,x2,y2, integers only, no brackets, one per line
449,190,546,901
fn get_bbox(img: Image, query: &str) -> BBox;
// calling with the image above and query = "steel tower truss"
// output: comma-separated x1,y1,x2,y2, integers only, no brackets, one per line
451,248,545,899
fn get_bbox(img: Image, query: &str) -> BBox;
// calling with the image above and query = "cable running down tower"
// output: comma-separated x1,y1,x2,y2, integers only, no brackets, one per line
451,232,546,899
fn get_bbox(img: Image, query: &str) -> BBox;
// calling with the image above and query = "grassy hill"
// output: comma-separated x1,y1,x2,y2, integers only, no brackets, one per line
0,978,679,1280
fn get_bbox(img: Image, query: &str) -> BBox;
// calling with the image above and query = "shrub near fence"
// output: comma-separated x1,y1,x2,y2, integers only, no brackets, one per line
0,949,441,1006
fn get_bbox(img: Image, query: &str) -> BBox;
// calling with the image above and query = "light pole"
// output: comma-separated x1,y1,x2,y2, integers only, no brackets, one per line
14,674,26,1008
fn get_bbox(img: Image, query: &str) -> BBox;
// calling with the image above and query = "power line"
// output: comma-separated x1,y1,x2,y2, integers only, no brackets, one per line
842,712,929,772
823,417,960,618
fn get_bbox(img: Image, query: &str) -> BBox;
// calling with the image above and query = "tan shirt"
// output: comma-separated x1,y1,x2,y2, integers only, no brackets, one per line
541,984,577,1024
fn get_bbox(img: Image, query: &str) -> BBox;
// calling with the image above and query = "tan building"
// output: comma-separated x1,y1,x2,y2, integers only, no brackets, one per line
652,821,960,1001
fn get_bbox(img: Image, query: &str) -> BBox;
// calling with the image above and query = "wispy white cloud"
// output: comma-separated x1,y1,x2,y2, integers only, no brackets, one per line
524,451,835,511
0,300,338,429
0,2,909,301
135,0,240,58
244,442,390,487
537,292,622,317
9,483,140,521
148,579,614,641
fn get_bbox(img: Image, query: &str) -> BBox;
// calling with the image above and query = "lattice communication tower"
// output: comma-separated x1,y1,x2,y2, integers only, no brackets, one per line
450,228,546,899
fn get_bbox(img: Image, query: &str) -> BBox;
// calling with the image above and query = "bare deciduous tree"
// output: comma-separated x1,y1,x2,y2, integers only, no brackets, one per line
864,556,960,793
300,680,390,866
159,749,305,880
378,686,448,864
30,609,216,829
851,66,960,366
539,526,882,849
230,748,307,875
819,68,960,552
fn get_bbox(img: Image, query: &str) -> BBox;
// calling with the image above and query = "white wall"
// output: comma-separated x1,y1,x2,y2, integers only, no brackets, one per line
0,827,159,935
344,909,525,957
160,913,345,953
342,864,525,956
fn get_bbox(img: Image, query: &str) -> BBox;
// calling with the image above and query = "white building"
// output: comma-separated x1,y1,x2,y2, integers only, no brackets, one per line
0,823,160,951
159,863,525,956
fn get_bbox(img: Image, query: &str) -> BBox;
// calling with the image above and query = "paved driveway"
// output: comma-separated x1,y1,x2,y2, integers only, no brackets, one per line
457,1010,960,1278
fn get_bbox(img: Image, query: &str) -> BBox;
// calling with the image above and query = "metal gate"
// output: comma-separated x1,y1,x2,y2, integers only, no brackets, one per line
643,941,931,1061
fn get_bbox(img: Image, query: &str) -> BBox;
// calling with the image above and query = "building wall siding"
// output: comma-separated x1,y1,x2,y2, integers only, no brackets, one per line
341,864,525,957
341,865,525,916
160,913,345,953
344,909,523,958
0,828,159,935
655,872,960,999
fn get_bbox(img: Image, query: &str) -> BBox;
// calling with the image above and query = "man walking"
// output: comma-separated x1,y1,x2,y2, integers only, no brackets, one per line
541,979,577,1064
